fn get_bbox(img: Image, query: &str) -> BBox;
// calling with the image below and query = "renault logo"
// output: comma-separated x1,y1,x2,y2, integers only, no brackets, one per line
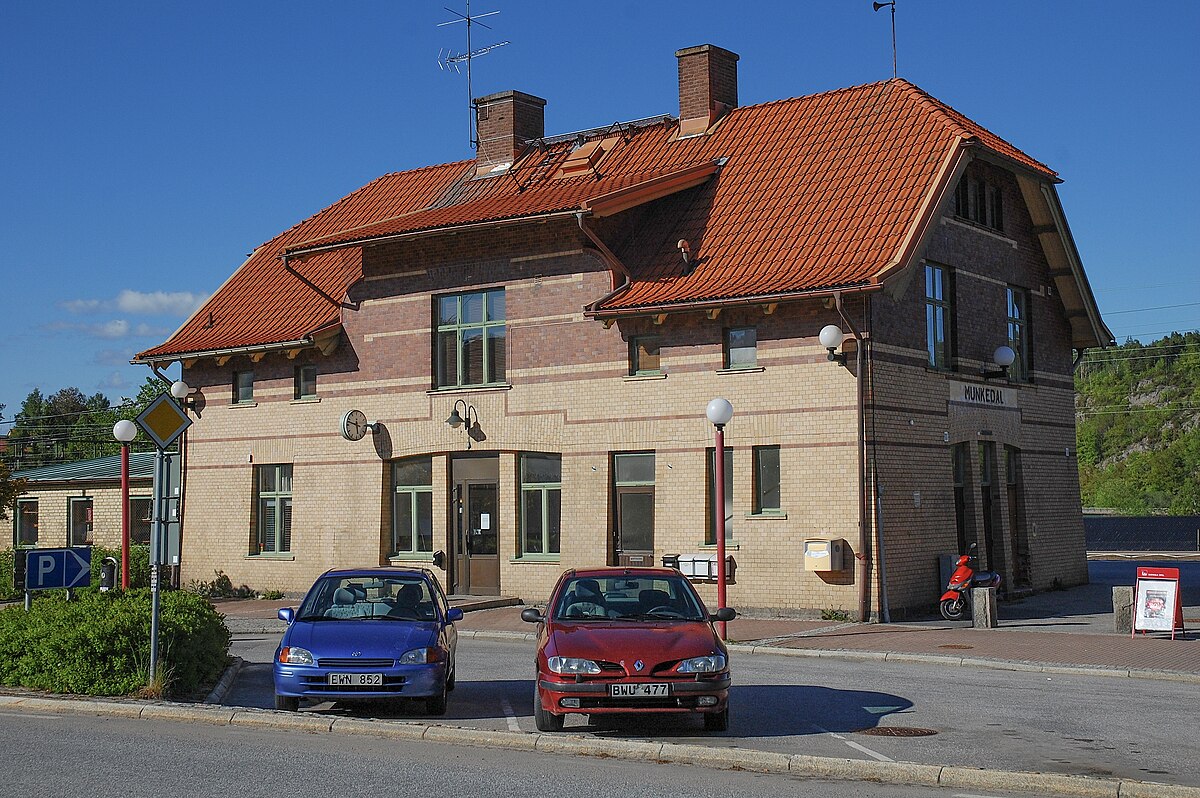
633,659,644,672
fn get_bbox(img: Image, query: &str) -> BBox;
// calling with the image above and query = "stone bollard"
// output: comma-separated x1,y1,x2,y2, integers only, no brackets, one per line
1112,586,1133,634
972,587,998,628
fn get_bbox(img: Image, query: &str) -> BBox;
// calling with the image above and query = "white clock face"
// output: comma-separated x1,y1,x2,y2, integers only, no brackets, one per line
340,409,368,441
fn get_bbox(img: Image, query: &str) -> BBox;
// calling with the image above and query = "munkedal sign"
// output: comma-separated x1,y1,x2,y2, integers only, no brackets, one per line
951,380,1015,408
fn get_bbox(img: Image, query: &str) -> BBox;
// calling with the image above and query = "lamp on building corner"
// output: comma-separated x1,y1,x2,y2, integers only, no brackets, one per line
819,324,847,365
982,345,1016,380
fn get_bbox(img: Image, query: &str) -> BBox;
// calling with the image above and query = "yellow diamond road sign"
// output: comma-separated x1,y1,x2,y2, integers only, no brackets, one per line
135,393,192,450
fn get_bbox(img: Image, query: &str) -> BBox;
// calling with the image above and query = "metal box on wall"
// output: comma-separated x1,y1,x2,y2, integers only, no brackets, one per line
803,538,845,572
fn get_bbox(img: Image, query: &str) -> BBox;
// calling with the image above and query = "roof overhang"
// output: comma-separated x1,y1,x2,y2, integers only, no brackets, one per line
132,322,343,367
585,282,879,321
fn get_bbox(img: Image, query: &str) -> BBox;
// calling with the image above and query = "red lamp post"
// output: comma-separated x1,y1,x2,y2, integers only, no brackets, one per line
705,398,734,639
113,420,138,589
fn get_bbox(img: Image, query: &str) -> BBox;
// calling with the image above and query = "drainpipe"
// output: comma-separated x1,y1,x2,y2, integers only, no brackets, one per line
577,212,631,309
833,292,871,622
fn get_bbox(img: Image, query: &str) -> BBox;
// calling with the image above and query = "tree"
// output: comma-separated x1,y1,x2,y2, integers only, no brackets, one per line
0,457,25,521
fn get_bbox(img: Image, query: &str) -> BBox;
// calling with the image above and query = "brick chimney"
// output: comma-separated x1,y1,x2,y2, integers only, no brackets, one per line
675,44,739,137
474,90,546,175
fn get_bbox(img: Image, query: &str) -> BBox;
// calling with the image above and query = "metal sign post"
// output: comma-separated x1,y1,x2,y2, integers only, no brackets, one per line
136,392,191,686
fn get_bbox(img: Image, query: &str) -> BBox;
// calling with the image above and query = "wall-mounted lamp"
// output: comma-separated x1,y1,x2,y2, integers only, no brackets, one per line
445,399,481,449
819,324,847,365
982,345,1016,380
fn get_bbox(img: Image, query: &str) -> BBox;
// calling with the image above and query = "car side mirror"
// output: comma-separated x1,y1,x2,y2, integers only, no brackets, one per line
521,608,544,624
446,607,464,622
710,607,736,623
278,607,295,624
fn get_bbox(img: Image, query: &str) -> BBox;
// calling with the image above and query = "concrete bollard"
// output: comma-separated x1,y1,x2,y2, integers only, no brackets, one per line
972,587,998,628
1112,586,1133,634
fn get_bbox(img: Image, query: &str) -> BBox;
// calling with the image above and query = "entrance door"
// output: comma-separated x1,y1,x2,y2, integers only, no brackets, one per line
456,481,499,595
613,452,655,567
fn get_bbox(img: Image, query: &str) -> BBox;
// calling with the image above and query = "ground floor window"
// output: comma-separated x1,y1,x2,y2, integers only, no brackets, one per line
15,499,37,547
393,457,433,555
69,497,93,546
520,453,561,557
753,445,781,514
614,452,655,560
254,464,292,554
706,447,734,544
130,497,152,545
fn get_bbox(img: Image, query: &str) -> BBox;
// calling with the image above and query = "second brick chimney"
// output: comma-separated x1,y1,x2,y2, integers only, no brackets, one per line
675,44,739,137
474,90,546,175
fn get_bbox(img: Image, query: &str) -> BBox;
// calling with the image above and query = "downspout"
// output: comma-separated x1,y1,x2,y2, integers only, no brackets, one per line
865,295,891,622
577,212,631,309
833,292,871,622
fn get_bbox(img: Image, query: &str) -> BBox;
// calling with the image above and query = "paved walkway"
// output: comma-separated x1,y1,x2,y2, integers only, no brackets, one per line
214,576,1200,681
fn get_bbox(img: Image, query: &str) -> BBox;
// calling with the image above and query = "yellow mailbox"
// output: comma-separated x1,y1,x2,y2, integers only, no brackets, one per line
803,538,845,572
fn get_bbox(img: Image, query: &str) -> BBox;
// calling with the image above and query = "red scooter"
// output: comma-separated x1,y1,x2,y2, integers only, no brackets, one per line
940,543,1001,620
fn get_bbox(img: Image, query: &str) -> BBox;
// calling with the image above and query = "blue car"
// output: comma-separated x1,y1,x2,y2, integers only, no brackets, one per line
272,567,462,714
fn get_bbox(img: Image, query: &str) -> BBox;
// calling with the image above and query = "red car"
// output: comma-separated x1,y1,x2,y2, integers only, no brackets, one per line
522,567,736,732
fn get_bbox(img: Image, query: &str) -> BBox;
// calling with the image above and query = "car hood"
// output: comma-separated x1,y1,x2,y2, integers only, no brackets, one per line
285,620,438,657
547,621,722,666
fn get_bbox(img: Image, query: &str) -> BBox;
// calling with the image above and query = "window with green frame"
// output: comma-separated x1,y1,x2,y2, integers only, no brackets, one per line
293,364,317,399
234,370,254,404
253,464,292,554
1006,286,1031,380
436,289,506,388
705,447,734,545
925,263,954,369
752,445,781,514
520,453,561,557
15,499,38,547
629,335,660,375
393,457,433,555
724,327,757,369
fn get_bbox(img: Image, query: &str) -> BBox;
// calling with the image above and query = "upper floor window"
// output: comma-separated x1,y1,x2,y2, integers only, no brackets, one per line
520,453,561,557
629,336,661,375
294,364,317,399
254,464,292,554
1006,287,1031,380
15,499,38,547
392,457,433,556
925,263,954,369
752,445,782,514
724,327,757,369
233,370,254,404
954,175,1003,232
436,289,506,388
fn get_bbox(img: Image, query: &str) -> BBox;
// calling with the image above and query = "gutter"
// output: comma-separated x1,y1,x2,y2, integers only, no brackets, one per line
832,291,871,623
133,335,325,367
585,283,880,320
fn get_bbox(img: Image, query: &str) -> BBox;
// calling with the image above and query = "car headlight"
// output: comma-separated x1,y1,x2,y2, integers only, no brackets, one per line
676,654,726,674
277,646,314,665
399,647,443,664
547,656,601,675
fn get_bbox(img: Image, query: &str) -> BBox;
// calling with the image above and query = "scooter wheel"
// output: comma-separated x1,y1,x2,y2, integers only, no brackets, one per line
940,597,966,621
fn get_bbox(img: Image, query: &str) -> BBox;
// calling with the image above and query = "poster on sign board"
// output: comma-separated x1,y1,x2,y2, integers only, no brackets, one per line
1133,578,1178,632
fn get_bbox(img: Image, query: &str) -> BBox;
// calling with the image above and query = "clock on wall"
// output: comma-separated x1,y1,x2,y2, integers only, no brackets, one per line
340,409,370,441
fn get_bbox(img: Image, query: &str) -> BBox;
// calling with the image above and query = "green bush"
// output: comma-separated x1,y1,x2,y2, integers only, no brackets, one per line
0,549,15,601
0,545,151,601
0,589,230,697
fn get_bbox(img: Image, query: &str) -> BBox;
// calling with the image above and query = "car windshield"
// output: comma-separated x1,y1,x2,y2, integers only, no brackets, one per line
551,575,707,621
296,576,439,621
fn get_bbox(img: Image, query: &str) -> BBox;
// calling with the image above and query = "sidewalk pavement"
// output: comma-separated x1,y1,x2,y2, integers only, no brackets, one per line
214,583,1200,682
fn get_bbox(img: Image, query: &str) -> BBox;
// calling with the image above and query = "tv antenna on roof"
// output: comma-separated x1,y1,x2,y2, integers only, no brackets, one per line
873,1,897,80
437,1,510,150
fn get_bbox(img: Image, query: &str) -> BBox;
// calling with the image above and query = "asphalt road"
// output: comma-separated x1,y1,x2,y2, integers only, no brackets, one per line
230,633,1199,788
0,709,1052,798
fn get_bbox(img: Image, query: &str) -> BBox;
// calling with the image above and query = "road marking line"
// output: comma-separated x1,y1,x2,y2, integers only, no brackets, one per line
0,711,61,720
811,723,894,762
500,698,521,732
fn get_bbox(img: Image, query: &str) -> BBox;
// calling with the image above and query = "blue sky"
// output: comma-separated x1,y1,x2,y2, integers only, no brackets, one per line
1,1,1197,421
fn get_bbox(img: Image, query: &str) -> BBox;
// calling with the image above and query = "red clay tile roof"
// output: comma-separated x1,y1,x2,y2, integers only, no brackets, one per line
137,79,1056,360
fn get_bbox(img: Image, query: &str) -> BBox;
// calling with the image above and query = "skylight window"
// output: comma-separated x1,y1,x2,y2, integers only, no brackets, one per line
555,136,621,179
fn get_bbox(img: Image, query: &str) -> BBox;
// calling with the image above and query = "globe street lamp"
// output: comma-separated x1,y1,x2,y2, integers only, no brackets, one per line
705,398,734,638
112,419,138,589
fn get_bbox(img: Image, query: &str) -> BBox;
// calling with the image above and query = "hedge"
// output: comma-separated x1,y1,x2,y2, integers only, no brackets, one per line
0,588,230,697
0,545,151,600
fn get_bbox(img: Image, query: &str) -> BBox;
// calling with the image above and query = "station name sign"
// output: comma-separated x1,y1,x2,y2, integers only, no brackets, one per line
950,380,1015,408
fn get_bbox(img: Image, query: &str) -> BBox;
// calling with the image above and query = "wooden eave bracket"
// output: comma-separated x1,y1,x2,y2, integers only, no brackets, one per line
215,355,231,366
762,302,778,315
250,352,266,363
652,313,667,326
705,308,722,320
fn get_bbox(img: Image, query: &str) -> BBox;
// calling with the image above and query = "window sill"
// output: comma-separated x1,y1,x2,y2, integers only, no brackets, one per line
745,511,787,520
943,216,1017,247
245,553,295,561
697,541,741,551
290,397,320,404
624,372,666,382
230,401,258,409
427,384,513,396
511,555,561,564
716,366,764,375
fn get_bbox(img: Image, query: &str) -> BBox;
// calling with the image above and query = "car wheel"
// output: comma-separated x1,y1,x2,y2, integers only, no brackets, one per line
533,684,563,732
426,682,448,716
703,705,729,732
274,694,299,712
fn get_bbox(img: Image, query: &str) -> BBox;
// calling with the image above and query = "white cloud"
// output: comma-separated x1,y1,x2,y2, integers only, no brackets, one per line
60,290,207,317
95,371,129,391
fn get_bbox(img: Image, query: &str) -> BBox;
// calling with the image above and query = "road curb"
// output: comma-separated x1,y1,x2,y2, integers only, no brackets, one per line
1,694,1196,797
204,656,243,704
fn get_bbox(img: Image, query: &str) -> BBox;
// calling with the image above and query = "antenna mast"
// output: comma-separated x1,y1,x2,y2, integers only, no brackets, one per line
438,1,510,150
873,1,897,79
